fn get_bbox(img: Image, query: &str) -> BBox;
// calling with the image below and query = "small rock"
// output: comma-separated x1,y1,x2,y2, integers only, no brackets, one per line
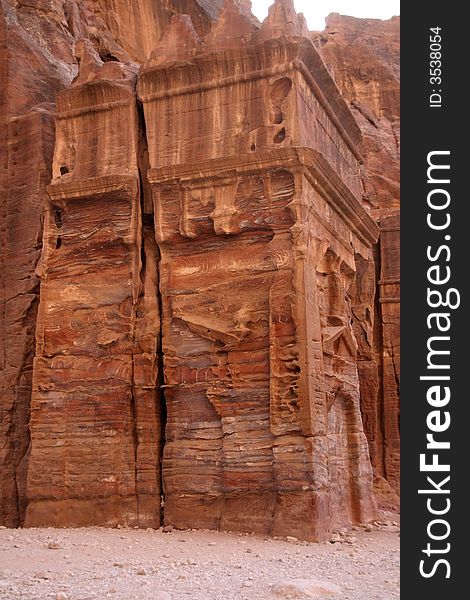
286,536,298,543
385,525,400,533
272,578,341,598
329,534,342,544
208,542,216,546
344,536,357,544
55,593,69,600
0,526,7,530
137,568,147,575
162,525,174,533
47,541,61,549
153,593,171,600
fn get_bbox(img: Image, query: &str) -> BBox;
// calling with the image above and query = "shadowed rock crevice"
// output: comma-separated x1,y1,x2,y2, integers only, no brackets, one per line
136,95,166,525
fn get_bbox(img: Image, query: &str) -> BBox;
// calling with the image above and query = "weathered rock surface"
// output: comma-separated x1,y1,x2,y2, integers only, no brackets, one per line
0,0,215,528
272,578,341,598
137,1,378,539
1,1,400,533
25,58,162,526
313,14,400,499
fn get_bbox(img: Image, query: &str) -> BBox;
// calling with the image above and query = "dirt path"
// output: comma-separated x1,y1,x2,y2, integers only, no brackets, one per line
0,523,399,600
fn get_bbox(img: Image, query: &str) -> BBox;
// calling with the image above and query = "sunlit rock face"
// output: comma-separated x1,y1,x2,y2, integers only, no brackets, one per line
313,14,400,504
0,0,217,529
1,0,399,535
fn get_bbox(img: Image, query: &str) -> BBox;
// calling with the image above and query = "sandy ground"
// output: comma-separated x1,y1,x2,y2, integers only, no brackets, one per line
0,521,399,600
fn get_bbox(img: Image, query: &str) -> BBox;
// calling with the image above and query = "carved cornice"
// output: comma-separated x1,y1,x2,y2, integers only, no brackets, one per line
47,175,139,201
147,148,379,246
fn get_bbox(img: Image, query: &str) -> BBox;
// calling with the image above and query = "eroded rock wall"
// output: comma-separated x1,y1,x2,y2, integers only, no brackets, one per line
136,2,378,539
313,14,400,499
25,62,164,526
1,0,399,532
0,0,216,527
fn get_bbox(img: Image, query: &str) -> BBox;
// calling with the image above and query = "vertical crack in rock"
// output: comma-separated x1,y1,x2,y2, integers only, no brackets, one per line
135,96,166,525
12,280,40,526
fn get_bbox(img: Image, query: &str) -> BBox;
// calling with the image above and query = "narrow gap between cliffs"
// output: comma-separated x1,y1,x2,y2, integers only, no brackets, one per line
136,98,167,526
374,237,388,481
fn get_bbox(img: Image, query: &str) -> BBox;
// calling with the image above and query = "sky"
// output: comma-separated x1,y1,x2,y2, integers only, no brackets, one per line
250,0,400,30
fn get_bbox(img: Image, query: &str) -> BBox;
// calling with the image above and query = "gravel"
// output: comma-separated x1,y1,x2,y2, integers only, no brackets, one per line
0,522,399,599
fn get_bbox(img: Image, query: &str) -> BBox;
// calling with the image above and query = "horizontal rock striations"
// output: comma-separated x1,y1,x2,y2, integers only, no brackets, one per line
136,1,379,539
313,14,400,501
1,0,399,535
0,0,215,528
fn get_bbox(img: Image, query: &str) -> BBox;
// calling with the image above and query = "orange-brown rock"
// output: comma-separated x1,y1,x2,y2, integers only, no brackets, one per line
313,14,400,500
0,0,215,527
24,58,162,526
1,0,399,535
137,1,378,539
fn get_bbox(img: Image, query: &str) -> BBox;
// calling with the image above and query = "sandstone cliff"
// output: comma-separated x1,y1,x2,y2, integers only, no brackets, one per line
313,14,400,502
0,0,218,528
1,0,400,534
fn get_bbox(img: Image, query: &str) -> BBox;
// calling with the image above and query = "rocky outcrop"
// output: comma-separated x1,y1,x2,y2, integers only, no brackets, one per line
313,14,400,500
1,0,399,533
25,53,164,527
0,0,216,528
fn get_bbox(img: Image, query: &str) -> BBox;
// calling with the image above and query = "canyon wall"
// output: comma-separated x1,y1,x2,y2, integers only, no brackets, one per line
1,0,399,534
0,0,216,528
313,14,400,500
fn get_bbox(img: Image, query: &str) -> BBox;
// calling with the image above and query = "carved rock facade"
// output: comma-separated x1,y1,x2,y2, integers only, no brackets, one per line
314,15,400,501
0,0,217,528
1,0,399,536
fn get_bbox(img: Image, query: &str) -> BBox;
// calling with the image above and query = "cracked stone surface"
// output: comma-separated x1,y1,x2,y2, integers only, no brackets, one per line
1,1,400,533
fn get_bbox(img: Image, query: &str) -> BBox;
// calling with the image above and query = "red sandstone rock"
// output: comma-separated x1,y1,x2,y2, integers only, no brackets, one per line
25,60,162,526
313,14,400,499
0,0,216,527
1,1,400,533
137,0,378,539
